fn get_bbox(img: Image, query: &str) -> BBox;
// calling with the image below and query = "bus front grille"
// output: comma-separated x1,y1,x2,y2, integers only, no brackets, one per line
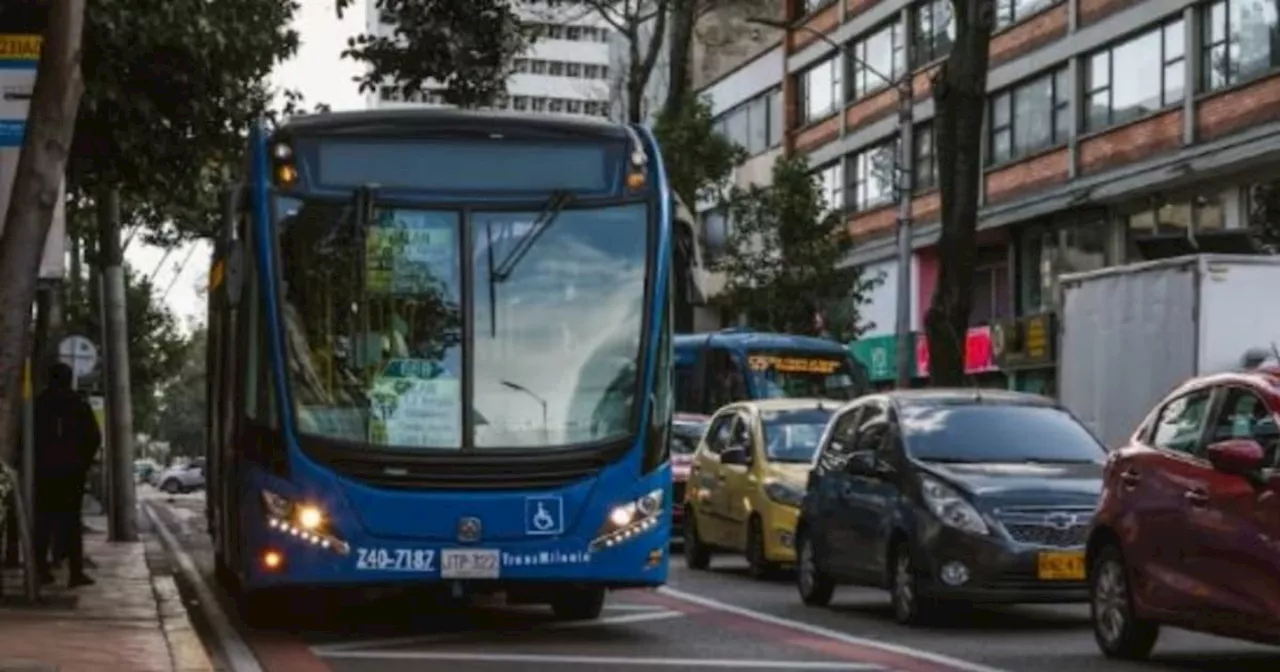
321,457,607,491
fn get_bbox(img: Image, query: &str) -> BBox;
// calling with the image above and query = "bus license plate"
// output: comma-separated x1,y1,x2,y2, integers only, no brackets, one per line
441,549,500,579
354,548,436,572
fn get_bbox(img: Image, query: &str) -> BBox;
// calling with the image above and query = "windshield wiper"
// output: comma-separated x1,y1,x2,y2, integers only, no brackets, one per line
491,190,573,283
485,190,572,336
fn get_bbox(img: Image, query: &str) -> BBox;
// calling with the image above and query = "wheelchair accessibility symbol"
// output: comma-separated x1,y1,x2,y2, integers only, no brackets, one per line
525,496,564,535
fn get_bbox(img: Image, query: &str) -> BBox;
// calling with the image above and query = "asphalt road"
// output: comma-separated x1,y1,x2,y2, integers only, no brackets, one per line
142,491,1280,672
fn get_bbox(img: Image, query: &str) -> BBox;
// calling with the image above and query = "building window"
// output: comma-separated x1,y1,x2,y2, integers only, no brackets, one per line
848,21,905,100
799,57,842,124
989,67,1071,165
1085,19,1185,132
914,123,937,191
848,140,897,211
1125,194,1228,260
1017,218,1110,312
702,208,731,264
815,161,844,213
746,97,769,154
800,0,836,15
1202,0,1280,92
995,0,1059,30
914,0,955,66
768,89,783,147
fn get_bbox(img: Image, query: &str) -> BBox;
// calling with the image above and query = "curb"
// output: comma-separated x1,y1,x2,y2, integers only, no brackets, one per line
153,572,216,672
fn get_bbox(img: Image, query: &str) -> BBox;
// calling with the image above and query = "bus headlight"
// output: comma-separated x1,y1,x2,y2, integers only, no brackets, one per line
261,490,350,555
592,488,663,551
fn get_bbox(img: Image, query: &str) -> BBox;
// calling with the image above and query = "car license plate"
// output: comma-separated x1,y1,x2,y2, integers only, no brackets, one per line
1037,551,1085,580
441,548,500,579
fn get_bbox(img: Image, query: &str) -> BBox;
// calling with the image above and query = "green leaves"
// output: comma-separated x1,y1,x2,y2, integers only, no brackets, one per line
72,0,301,244
338,0,531,109
653,93,745,210
715,156,882,343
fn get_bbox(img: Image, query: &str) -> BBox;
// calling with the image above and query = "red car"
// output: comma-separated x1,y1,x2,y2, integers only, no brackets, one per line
671,413,709,538
1087,363,1280,659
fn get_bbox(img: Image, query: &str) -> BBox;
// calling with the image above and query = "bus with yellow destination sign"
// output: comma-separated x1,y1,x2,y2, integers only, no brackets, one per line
673,329,871,414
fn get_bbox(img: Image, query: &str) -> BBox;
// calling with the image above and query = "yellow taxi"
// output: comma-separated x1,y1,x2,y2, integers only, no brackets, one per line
682,398,836,578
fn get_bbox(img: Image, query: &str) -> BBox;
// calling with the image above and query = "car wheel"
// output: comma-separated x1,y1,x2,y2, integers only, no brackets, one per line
890,542,931,625
745,515,776,580
1091,544,1159,659
795,530,835,607
161,479,181,495
551,587,606,621
683,510,712,570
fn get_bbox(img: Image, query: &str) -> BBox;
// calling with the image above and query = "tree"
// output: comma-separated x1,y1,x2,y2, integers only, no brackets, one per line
716,156,880,342
0,0,87,467
652,93,744,213
336,0,532,109
61,263,186,434
70,0,301,243
570,0,670,122
153,329,206,458
925,0,995,386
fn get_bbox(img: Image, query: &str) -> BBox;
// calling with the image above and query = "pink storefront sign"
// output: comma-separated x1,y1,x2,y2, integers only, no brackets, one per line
914,326,998,377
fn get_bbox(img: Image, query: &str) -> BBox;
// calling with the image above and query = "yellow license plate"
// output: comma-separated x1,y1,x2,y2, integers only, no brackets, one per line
1037,551,1085,580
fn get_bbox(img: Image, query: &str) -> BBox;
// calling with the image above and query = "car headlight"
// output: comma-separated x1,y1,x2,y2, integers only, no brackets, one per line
919,476,988,536
763,480,803,508
591,488,663,551
261,490,349,555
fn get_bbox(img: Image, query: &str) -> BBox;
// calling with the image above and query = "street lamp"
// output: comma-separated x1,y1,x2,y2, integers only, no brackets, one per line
748,17,916,390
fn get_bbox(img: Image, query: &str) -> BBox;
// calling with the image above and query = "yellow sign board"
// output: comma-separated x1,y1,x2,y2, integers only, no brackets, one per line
0,35,41,61
209,259,225,291
747,355,842,375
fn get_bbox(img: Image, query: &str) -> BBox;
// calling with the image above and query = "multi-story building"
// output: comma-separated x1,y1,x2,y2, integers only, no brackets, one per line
783,0,1280,394
687,5,788,330
365,0,615,117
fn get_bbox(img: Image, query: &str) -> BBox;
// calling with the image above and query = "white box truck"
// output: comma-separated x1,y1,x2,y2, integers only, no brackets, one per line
1058,254,1280,449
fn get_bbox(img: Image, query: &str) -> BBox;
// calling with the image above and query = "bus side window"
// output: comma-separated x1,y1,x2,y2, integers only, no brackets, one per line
674,363,696,413
237,214,277,428
704,348,747,413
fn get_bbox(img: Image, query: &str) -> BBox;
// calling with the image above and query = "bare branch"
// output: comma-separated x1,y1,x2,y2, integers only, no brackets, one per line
579,0,631,34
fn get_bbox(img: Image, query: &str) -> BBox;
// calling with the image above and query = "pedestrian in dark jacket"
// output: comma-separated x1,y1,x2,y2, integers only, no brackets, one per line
34,363,100,587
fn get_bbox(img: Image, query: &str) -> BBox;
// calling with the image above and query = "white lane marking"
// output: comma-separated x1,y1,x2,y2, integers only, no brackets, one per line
310,608,683,654
315,651,883,668
548,610,683,629
605,603,667,611
657,586,1012,672
144,502,265,672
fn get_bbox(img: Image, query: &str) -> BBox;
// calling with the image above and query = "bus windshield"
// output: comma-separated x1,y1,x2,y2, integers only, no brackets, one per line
275,196,650,451
746,350,863,400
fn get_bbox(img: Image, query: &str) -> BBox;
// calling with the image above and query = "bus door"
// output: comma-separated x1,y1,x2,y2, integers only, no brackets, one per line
702,347,748,414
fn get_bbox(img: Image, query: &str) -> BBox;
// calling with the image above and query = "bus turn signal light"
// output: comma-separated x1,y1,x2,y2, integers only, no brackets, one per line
626,171,646,190
276,164,297,186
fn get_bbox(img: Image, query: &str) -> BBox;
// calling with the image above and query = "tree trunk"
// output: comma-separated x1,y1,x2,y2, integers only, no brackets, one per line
0,0,87,465
925,0,993,387
662,0,696,120
98,187,137,542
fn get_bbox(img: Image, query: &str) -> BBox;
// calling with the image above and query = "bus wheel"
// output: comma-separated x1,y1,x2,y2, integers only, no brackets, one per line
236,588,284,629
213,550,236,590
550,587,606,621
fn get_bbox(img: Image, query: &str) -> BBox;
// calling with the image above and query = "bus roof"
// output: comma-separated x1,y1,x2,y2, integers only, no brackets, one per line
277,108,631,142
673,329,847,355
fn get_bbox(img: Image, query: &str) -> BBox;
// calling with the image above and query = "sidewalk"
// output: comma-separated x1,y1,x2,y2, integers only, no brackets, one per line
0,516,214,672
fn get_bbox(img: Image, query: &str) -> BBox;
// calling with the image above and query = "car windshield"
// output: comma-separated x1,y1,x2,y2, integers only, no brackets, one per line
761,407,832,463
901,403,1106,464
670,421,706,455
276,196,650,450
747,350,865,400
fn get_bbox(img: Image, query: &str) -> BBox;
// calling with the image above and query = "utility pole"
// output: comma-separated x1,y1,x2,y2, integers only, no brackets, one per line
746,16,916,388
98,187,136,542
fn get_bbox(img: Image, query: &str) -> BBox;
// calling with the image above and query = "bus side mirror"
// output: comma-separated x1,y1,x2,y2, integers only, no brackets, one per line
225,240,245,308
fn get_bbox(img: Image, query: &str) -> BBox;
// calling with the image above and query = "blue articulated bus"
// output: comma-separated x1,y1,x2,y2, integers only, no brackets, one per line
204,108,674,620
673,329,871,415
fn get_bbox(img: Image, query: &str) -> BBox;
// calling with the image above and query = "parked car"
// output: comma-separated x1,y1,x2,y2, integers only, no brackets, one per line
671,413,710,539
684,399,836,578
795,390,1106,624
157,460,205,494
1087,364,1280,659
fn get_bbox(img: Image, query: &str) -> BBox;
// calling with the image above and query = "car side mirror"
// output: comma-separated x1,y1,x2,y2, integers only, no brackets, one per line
1207,439,1266,475
720,445,750,466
